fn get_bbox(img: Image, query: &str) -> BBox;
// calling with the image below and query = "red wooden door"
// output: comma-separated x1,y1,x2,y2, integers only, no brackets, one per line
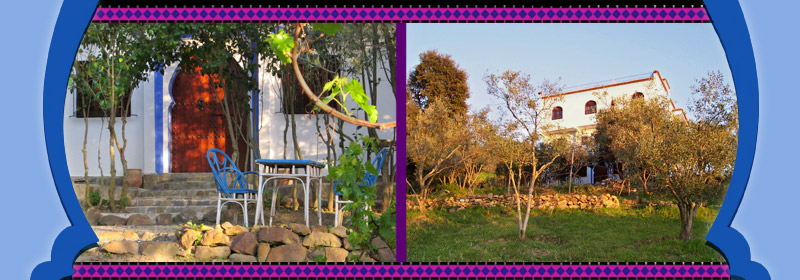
170,70,228,173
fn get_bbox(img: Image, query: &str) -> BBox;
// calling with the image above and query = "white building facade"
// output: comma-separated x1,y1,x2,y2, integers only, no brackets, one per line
542,70,685,184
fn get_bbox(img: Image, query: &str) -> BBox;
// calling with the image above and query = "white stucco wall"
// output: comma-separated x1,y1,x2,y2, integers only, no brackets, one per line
544,70,674,137
63,76,149,177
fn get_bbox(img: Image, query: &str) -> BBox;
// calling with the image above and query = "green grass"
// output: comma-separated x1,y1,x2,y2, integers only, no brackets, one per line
407,205,725,262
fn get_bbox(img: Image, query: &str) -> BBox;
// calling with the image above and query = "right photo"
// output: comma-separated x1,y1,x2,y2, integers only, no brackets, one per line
405,23,736,262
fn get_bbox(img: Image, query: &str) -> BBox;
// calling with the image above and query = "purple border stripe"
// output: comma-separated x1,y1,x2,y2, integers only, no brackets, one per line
92,8,710,22
73,264,730,278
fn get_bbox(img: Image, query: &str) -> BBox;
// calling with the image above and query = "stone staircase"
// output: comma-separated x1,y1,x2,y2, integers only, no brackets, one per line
91,173,223,225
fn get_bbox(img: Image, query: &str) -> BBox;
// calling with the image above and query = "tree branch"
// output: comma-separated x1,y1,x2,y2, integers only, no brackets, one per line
291,24,396,131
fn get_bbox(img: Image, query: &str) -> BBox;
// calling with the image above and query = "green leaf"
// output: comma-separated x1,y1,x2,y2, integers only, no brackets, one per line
363,104,378,123
265,29,295,65
366,163,378,176
310,23,342,36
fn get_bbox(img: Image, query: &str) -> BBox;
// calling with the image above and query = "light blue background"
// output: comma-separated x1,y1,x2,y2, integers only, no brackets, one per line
0,1,797,279
0,0,71,279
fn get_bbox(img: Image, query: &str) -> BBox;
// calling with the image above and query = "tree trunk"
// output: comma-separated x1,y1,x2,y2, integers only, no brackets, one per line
117,92,132,208
82,110,92,208
678,201,701,241
106,58,118,212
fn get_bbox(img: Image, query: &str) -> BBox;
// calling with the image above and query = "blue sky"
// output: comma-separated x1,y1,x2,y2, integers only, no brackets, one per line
406,23,733,119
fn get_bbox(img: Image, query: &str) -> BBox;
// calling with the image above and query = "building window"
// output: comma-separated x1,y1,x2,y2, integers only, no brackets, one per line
585,100,597,114
280,57,341,114
632,92,644,99
552,106,563,120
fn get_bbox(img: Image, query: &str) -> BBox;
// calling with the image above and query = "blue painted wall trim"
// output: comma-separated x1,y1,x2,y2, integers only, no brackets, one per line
154,70,163,174
705,1,770,279
252,49,259,160
166,68,179,172
32,0,99,278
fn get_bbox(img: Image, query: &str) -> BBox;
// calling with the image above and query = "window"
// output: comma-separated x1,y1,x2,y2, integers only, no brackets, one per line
632,92,644,99
585,100,597,114
552,106,563,120
72,62,132,118
281,57,341,114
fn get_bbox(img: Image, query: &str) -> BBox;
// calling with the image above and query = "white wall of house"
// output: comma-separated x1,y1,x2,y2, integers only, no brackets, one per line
63,75,151,177
65,60,395,177
546,71,670,134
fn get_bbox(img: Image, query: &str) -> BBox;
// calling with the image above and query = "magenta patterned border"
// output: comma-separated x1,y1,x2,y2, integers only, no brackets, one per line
92,8,710,22
73,263,729,278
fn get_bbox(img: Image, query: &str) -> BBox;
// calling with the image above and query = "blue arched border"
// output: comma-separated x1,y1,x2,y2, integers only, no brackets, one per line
705,1,770,279
34,1,767,279
32,0,99,279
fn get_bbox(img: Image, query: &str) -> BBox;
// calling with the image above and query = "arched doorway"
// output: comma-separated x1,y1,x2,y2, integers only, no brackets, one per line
170,66,248,172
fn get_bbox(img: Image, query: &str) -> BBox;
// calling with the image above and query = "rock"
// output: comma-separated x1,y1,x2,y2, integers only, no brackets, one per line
126,214,152,225
180,229,202,250
96,232,123,242
140,232,157,241
121,230,139,241
84,208,102,226
370,237,390,249
229,253,257,262
98,215,127,225
257,243,270,262
155,214,173,225
329,226,348,238
194,246,231,261
377,248,396,262
257,227,300,245
302,232,342,248
308,249,325,262
225,225,248,236
324,247,349,262
200,228,230,246
250,225,269,233
199,224,214,232
342,238,353,250
266,244,307,262
220,222,234,231
141,242,179,261
289,223,311,236
230,233,258,255
173,210,198,224
101,240,139,254
311,225,328,233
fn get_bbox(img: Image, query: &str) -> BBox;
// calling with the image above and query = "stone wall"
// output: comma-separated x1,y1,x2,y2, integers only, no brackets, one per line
408,193,621,211
88,222,395,263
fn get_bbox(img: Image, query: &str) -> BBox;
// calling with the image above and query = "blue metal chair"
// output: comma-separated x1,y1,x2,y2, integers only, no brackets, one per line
207,148,258,227
334,147,391,227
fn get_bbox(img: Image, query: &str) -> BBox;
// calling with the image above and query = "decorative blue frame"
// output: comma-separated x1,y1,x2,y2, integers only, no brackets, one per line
34,1,767,279
704,1,769,279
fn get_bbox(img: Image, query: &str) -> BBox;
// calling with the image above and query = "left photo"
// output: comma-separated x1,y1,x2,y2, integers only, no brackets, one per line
66,22,397,262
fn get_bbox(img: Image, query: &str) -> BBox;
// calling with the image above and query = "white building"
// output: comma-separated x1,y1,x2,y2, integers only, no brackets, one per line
542,70,685,184
63,58,396,178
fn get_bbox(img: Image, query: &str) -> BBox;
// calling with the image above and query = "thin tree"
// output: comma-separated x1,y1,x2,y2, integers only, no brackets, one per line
485,70,565,241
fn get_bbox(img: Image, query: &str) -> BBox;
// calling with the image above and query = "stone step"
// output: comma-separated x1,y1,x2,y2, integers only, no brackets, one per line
147,173,217,183
137,189,219,198
123,205,218,215
151,180,216,190
129,197,218,207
